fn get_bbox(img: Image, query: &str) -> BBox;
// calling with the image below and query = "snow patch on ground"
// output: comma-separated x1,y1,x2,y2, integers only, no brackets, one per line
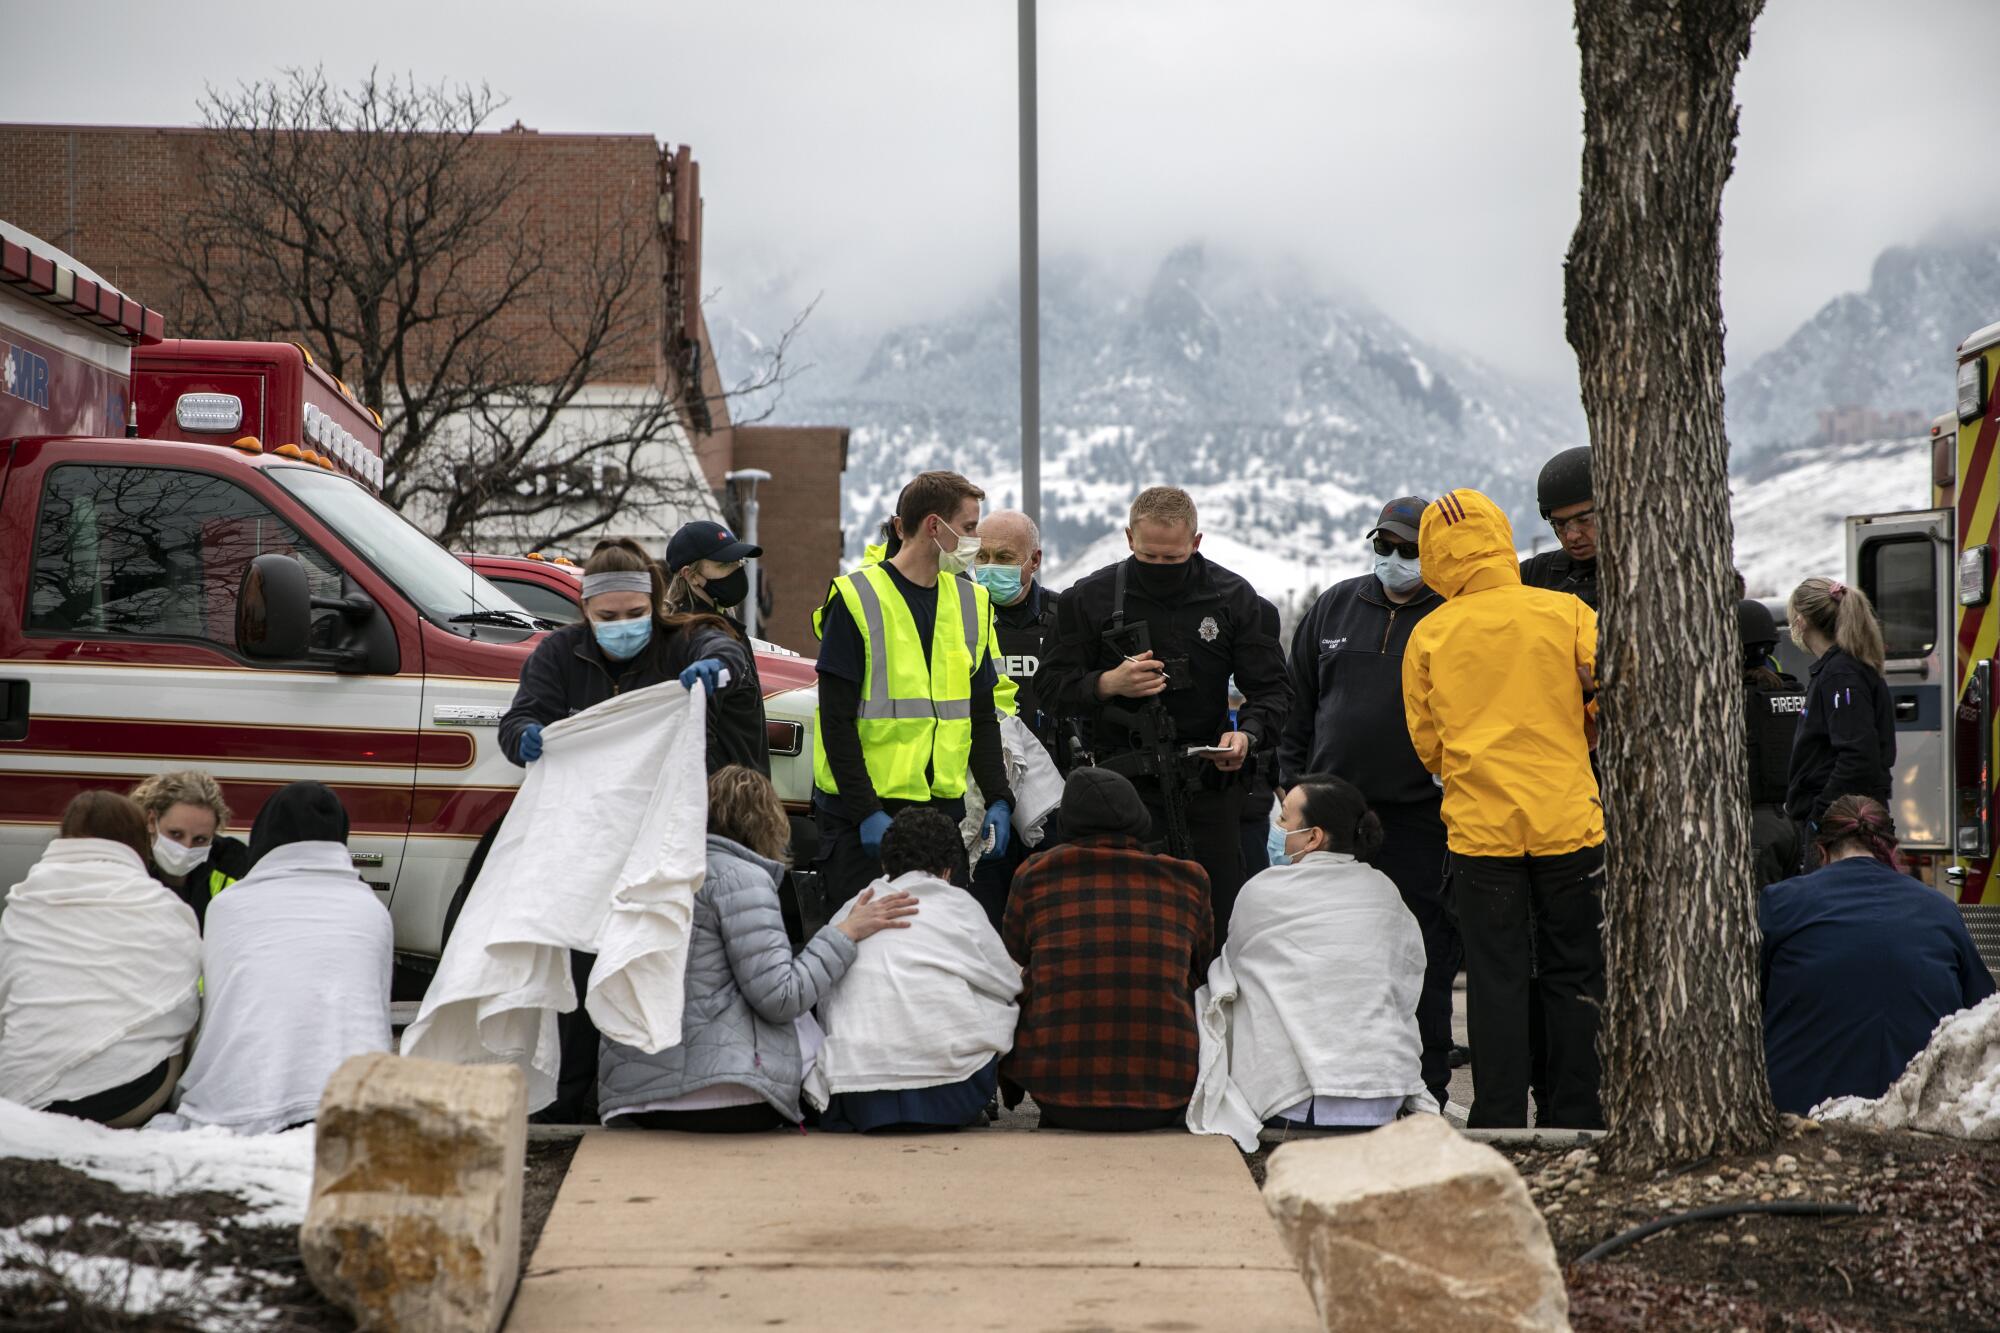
0,1223,288,1327
1818,990,2000,1139
0,1099,314,1225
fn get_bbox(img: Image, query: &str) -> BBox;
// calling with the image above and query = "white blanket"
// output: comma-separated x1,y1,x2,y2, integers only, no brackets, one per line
965,715,1066,851
402,681,708,1112
805,872,1022,1103
0,839,202,1110
158,842,392,1134
1188,852,1435,1151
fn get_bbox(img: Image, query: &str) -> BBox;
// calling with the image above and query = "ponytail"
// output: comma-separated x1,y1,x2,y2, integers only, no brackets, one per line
1815,795,1899,869
1789,577,1885,673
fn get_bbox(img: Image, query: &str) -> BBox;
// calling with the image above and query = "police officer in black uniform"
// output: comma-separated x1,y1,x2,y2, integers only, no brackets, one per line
965,508,1064,928
1741,599,1806,888
1039,486,1292,938
1521,446,1599,608
1518,445,1598,1123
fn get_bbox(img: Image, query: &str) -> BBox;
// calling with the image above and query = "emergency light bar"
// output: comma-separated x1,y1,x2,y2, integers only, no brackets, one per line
1961,357,1989,426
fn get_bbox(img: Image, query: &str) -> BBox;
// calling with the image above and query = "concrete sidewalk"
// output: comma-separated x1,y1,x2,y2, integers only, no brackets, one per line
507,1128,1317,1331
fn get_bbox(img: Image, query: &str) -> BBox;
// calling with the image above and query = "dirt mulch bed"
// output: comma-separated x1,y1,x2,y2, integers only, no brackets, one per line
0,1136,578,1332
1501,1117,2000,1332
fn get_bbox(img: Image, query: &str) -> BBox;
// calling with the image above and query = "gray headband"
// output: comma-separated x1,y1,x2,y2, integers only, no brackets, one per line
581,570,654,599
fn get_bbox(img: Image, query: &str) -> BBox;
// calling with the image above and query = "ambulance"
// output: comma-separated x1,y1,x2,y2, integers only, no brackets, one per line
1842,323,2000,963
0,222,820,972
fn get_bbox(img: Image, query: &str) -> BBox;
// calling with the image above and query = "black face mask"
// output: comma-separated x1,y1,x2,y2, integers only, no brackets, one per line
1131,556,1193,598
703,568,750,609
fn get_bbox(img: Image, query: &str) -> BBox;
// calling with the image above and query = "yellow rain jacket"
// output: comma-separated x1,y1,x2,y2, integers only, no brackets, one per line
1402,488,1604,857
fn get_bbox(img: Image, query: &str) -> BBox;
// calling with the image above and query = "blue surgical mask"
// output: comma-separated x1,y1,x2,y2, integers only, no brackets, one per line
593,617,653,661
974,563,1025,603
1266,819,1291,868
1374,551,1424,596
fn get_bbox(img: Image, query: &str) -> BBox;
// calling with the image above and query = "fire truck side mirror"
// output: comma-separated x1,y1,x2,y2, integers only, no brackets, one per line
238,554,314,661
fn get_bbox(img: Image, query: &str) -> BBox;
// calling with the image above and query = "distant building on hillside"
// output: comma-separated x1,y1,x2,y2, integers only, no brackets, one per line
1813,405,1931,447
0,122,845,653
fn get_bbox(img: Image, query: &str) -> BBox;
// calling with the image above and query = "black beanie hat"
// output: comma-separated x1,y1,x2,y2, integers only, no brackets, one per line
1060,768,1153,840
247,780,351,867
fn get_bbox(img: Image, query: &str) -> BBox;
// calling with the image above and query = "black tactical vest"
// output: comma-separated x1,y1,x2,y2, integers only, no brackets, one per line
1745,676,1806,805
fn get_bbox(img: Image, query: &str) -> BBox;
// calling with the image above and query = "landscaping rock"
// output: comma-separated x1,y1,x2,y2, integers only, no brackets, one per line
300,1053,528,1333
1263,1115,1570,1331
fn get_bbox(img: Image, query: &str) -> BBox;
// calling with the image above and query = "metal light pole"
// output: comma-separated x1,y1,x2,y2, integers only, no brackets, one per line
1018,0,1041,527
725,467,771,640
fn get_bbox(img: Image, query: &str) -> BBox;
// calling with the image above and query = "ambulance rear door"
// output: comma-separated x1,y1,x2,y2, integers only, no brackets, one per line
1847,509,1953,857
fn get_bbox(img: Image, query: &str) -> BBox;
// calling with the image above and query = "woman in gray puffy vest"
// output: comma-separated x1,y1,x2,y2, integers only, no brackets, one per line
596,766,917,1131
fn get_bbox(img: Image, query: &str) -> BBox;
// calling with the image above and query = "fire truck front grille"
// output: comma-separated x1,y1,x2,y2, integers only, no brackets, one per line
1961,905,2000,973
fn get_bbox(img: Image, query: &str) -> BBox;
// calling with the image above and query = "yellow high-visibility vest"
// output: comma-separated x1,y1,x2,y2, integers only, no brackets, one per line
812,565,998,803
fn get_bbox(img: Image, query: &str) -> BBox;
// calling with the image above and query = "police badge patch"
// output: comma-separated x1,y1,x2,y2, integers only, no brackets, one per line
1199,616,1219,642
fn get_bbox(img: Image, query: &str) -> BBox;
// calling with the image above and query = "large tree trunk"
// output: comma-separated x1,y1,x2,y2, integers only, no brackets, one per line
1565,0,1776,1172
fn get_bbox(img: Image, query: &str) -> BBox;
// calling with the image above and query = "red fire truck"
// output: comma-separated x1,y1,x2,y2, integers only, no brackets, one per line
0,222,820,969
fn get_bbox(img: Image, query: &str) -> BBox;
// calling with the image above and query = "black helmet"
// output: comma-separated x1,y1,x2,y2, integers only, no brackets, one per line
1737,598,1778,649
1537,446,1593,518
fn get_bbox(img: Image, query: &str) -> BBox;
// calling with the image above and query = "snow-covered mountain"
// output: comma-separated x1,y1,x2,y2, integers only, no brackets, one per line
718,244,1584,617
1727,233,2000,454
1730,436,1932,598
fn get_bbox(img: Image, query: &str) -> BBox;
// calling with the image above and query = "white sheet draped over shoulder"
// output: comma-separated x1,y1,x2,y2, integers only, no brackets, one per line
401,680,709,1112
1187,852,1436,1151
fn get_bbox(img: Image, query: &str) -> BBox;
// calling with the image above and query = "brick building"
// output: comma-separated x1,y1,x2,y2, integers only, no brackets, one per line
0,121,846,654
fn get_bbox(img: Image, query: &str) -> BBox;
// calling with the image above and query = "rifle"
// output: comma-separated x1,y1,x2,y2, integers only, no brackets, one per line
1097,698,1197,861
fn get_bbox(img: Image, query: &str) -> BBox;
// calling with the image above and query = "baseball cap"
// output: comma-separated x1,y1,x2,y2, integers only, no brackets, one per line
666,520,762,573
1368,496,1430,544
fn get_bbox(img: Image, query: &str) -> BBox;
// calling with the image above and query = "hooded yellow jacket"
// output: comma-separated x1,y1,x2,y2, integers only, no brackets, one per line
1401,489,1604,857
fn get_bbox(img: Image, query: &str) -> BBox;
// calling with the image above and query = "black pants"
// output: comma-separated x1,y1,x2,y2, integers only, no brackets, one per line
1371,801,1460,1113
45,1054,179,1127
620,1102,786,1133
1038,1102,1187,1132
533,949,601,1126
1752,803,1799,889
1451,845,1605,1129
814,795,969,905
1137,782,1244,950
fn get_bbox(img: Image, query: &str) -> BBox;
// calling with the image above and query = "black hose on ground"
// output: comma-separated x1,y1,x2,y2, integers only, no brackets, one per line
1576,1199,1863,1264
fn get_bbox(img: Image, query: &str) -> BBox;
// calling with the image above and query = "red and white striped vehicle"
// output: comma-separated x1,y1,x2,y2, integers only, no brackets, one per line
0,222,820,967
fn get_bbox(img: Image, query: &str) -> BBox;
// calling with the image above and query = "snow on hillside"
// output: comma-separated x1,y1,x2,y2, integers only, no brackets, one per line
1730,437,1932,598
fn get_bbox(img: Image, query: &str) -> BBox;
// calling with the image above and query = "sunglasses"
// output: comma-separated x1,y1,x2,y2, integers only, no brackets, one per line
1372,538,1418,559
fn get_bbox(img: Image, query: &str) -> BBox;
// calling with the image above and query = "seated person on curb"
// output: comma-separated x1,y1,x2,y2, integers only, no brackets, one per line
1003,767,1212,1132
155,782,393,1134
1188,775,1434,1147
597,766,918,1132
808,809,1022,1132
0,792,201,1127
1761,795,1995,1116
131,770,252,929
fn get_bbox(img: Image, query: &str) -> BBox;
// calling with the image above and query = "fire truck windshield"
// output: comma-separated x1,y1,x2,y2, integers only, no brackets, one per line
271,465,538,636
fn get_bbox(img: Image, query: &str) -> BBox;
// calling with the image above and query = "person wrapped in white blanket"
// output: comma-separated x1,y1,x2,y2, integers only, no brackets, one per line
155,782,392,1134
0,791,201,1127
808,808,1022,1131
1189,774,1437,1151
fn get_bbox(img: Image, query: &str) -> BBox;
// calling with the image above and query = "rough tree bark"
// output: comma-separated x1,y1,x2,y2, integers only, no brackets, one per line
1565,0,1777,1171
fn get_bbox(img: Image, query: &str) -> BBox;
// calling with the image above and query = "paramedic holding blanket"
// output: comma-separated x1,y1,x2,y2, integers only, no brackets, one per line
498,537,752,1123
811,472,1017,904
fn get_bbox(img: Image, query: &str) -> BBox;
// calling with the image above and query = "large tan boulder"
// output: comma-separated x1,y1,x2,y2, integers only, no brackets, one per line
1263,1115,1570,1332
300,1053,528,1333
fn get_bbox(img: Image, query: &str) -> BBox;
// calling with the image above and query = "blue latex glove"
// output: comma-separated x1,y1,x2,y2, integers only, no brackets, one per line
518,723,544,763
980,800,1013,862
679,657,727,693
859,810,893,857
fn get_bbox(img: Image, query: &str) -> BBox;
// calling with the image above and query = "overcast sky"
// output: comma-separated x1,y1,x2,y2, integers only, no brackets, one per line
5,0,1996,387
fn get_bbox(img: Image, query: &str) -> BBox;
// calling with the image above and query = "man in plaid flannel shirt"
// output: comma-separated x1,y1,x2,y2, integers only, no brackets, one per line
1001,767,1213,1131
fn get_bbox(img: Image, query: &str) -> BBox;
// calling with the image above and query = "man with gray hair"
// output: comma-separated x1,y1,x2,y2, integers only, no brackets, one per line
969,509,1064,927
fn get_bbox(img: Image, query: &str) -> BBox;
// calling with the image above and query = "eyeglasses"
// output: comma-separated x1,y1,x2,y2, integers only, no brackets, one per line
1372,538,1418,559
1550,507,1598,536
